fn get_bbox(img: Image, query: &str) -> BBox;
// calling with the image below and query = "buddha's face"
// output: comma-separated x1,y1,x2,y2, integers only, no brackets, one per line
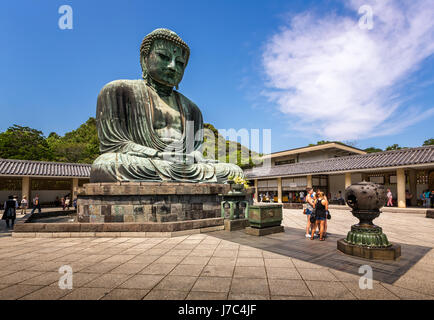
146,39,187,87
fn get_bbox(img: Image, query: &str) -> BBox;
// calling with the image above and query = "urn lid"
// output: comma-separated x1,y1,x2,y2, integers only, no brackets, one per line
344,181,387,211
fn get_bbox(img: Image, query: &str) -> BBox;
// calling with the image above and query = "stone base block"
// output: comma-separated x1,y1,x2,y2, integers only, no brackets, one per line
337,239,401,260
426,210,434,219
245,225,284,236
224,219,249,231
76,182,242,224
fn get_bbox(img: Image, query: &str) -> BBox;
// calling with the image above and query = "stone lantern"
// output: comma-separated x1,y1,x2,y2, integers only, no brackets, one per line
337,181,401,260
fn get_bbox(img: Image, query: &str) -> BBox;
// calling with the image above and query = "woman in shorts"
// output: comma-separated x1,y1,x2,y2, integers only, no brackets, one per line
311,192,328,241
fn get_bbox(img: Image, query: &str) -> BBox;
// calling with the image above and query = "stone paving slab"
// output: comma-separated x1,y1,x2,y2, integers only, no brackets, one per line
0,208,432,300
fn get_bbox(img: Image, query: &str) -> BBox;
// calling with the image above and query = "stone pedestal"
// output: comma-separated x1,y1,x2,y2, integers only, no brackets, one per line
337,239,401,260
245,225,284,236
76,182,231,223
244,204,284,236
224,218,249,231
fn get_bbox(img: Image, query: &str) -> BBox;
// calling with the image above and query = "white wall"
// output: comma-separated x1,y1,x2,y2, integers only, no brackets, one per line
329,174,345,199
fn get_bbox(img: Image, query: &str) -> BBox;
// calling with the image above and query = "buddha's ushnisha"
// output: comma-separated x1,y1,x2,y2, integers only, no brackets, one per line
90,28,244,183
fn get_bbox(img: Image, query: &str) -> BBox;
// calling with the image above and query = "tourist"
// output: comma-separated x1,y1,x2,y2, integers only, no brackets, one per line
61,197,65,210
299,190,305,202
386,189,393,207
20,195,28,215
73,198,77,210
405,189,413,207
338,190,344,205
430,190,434,208
311,191,328,241
424,189,431,208
65,197,71,210
305,188,315,238
2,195,17,229
30,194,41,214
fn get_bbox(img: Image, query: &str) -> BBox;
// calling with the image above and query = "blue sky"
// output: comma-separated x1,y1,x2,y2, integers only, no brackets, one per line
0,0,433,154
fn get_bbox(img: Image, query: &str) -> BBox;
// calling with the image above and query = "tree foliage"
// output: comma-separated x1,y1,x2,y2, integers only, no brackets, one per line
0,125,54,161
423,138,434,146
364,147,383,153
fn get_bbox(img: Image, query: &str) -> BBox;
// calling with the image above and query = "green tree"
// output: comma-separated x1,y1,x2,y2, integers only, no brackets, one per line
423,138,434,146
0,125,54,161
364,147,383,153
49,117,100,163
385,144,403,151
308,140,332,146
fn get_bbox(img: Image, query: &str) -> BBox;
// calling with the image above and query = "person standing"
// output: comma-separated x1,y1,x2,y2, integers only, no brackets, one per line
65,197,71,210
424,189,431,208
386,189,393,207
30,194,41,214
311,192,328,241
20,196,28,215
405,190,413,207
2,195,17,229
305,188,315,238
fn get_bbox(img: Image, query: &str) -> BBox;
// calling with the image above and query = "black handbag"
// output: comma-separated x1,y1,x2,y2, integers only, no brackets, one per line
326,210,331,220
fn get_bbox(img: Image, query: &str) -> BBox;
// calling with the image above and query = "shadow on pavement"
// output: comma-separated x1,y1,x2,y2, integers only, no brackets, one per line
209,226,432,284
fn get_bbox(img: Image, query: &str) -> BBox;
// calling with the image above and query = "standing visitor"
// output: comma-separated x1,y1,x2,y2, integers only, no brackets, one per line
305,188,315,238
386,189,393,207
299,191,305,203
405,190,413,207
31,194,41,214
65,197,71,210
2,195,17,229
429,190,434,208
311,192,328,241
20,196,28,215
424,189,431,208
73,198,77,210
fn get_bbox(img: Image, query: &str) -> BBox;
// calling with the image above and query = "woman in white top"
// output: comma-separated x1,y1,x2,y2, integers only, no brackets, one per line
20,196,28,214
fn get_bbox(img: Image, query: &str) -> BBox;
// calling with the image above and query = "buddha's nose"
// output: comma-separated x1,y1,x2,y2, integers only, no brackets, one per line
167,59,176,71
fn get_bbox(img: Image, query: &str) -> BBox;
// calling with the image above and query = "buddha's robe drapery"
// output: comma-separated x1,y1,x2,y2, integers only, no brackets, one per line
90,80,244,183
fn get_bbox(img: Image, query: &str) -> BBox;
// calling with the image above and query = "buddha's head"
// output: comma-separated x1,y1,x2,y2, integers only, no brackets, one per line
140,28,190,89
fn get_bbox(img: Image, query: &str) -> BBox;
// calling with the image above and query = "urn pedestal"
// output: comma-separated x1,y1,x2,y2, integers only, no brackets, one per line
337,181,401,260
245,204,284,236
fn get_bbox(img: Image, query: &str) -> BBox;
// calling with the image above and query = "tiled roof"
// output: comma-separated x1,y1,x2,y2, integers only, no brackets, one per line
0,159,91,178
245,146,434,179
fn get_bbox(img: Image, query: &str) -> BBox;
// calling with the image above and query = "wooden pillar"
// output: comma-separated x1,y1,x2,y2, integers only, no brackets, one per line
345,172,352,189
408,169,417,207
22,176,30,201
277,177,282,203
72,178,79,200
254,179,258,203
397,168,406,208
307,175,312,188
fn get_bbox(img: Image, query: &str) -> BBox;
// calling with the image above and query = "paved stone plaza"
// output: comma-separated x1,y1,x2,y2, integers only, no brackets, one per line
0,208,433,300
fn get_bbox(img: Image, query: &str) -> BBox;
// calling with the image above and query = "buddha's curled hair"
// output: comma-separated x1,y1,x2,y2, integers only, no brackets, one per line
140,28,190,80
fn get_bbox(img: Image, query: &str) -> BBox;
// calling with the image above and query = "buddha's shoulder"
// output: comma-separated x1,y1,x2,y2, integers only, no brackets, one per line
98,79,144,95
175,91,201,113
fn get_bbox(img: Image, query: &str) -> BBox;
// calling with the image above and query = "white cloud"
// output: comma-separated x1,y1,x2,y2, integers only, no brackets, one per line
262,0,434,140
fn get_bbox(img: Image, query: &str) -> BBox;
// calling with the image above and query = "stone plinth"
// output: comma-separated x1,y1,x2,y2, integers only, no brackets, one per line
224,218,249,231
337,239,401,260
76,182,231,223
245,225,284,236
426,210,434,219
248,204,283,229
